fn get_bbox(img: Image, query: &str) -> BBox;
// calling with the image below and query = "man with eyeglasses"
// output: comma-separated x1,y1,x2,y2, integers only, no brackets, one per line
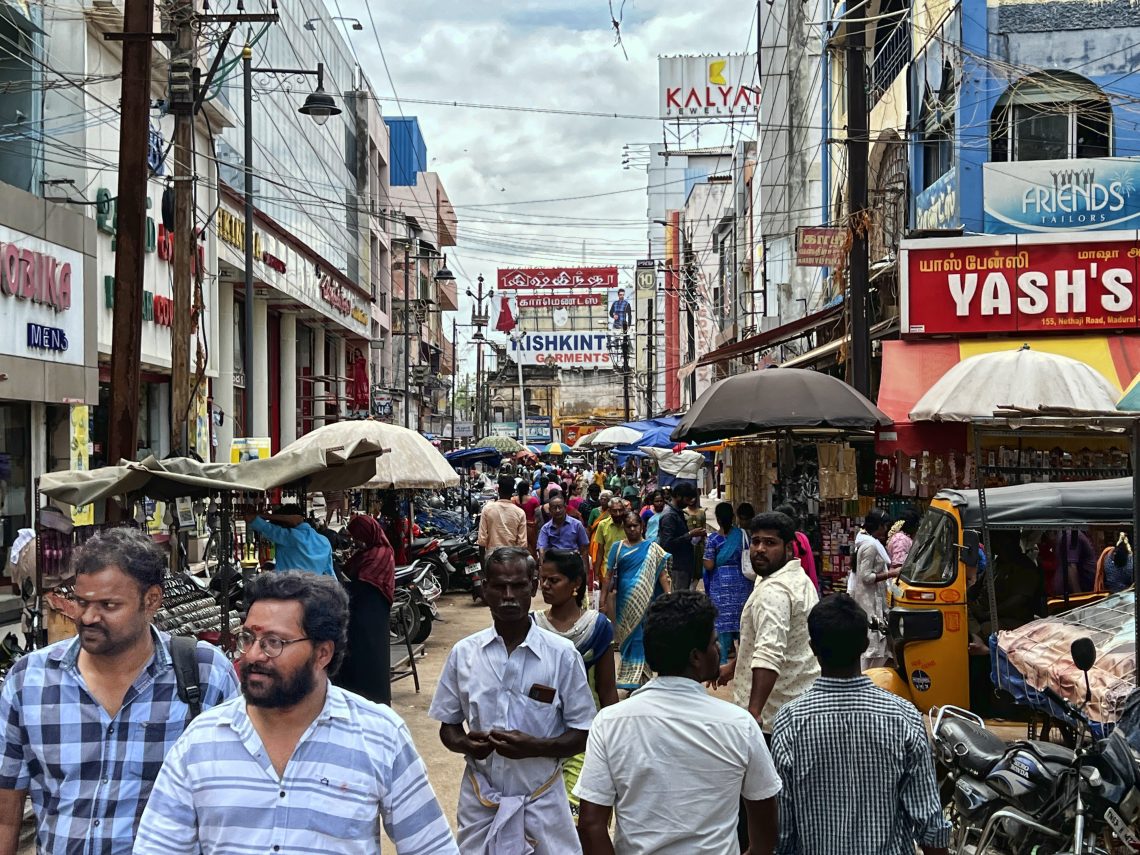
135,571,457,854
0,527,238,855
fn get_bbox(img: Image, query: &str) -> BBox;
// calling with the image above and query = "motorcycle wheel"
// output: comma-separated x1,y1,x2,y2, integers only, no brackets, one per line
430,559,450,595
389,593,420,647
410,604,433,644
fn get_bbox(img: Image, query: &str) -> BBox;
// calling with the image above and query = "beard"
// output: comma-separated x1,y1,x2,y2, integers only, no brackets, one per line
77,618,148,657
241,652,318,709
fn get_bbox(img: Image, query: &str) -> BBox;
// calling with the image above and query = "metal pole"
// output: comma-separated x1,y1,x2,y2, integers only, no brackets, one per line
846,10,871,397
1132,420,1140,678
645,297,655,418
107,0,155,487
242,45,256,438
622,327,631,421
450,318,457,447
517,335,527,448
403,242,410,429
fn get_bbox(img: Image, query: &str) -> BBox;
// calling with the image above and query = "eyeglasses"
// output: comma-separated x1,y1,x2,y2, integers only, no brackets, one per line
236,630,312,659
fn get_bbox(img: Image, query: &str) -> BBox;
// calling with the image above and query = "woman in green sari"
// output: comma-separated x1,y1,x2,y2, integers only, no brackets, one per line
603,513,672,690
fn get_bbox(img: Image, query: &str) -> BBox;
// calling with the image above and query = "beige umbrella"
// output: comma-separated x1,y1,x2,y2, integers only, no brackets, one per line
283,420,459,490
589,425,643,447
572,432,597,449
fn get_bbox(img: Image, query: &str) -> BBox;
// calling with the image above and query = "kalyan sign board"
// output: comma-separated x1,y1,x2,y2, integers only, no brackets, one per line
497,267,619,290
901,231,1140,336
658,54,759,119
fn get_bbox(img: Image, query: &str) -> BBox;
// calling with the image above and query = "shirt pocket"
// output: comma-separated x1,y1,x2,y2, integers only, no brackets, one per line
301,775,379,840
128,720,185,780
511,692,562,738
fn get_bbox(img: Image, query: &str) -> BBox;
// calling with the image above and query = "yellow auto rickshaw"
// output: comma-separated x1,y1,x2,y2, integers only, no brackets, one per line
865,477,1134,716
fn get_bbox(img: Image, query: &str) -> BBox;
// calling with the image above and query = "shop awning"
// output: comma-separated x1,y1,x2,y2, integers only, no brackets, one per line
780,318,899,368
695,302,843,367
876,335,1140,454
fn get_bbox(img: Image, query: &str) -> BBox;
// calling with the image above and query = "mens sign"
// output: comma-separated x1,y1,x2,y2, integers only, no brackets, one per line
509,332,614,369
901,231,1140,336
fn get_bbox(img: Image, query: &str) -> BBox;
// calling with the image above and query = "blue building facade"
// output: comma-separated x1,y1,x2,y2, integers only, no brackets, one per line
911,0,1140,237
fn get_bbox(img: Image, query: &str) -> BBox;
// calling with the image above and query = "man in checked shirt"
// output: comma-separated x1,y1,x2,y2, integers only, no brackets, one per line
0,527,238,855
770,594,950,855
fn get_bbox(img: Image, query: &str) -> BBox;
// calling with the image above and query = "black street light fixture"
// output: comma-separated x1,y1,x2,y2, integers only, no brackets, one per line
240,47,341,437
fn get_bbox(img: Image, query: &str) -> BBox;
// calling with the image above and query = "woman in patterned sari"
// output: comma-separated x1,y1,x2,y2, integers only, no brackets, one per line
604,513,672,690
534,549,617,824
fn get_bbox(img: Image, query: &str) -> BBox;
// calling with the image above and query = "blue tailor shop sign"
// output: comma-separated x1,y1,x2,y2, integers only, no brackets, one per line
984,158,1140,234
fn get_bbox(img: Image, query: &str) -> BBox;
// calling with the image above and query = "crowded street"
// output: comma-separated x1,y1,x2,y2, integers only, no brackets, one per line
3,0,1140,853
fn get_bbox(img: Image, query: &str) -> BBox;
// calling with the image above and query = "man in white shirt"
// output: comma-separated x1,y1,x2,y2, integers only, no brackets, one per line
719,512,820,731
575,591,781,855
430,546,596,854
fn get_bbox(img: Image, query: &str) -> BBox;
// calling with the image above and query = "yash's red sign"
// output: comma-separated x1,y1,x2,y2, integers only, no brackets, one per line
901,233,1140,336
497,267,619,290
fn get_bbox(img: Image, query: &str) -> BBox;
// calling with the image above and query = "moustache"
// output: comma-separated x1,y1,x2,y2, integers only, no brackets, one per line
244,665,276,677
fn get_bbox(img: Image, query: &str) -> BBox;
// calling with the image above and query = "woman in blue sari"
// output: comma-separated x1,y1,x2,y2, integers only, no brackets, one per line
702,501,753,664
603,513,672,690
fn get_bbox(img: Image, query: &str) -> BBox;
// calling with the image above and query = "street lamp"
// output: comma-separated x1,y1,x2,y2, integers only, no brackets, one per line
240,46,341,438
399,247,453,430
465,275,494,437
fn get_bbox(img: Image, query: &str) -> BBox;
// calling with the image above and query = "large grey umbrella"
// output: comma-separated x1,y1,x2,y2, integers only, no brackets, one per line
671,367,892,443
474,435,525,454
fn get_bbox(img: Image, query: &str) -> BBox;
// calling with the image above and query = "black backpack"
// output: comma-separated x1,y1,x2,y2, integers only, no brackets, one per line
169,635,203,719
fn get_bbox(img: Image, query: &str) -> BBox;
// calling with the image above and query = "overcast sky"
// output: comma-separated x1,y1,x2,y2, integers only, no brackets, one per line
336,0,754,360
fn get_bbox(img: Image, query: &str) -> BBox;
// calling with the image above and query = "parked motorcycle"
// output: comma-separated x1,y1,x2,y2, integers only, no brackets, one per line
390,559,442,646
930,637,1140,855
438,528,485,601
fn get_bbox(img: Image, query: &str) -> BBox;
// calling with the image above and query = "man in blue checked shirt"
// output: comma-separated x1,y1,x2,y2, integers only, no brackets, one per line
0,527,239,855
769,594,950,855
135,570,457,855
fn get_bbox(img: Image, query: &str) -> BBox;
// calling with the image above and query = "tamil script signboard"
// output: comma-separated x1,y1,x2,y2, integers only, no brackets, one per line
901,231,1140,336
515,293,605,309
509,331,613,369
795,226,846,267
497,267,618,290
658,54,760,120
984,159,1140,234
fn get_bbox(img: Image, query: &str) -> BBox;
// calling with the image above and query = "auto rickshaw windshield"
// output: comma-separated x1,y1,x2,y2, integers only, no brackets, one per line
900,508,958,585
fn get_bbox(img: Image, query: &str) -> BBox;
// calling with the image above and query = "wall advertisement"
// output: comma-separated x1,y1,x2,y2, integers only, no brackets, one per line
901,231,1140,335
915,168,961,232
497,267,619,290
658,54,759,120
0,223,85,367
984,159,1140,234
509,331,614,369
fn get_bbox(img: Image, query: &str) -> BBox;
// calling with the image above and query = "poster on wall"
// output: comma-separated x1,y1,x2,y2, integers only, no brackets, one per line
69,405,93,526
230,437,272,463
606,288,634,330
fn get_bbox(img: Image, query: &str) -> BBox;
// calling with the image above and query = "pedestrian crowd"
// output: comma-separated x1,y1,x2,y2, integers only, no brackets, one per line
0,473,962,855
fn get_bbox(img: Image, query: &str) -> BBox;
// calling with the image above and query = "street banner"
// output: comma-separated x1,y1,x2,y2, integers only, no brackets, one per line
901,231,1140,336
795,226,846,267
509,331,614,369
497,267,619,290
454,421,475,439
658,54,760,120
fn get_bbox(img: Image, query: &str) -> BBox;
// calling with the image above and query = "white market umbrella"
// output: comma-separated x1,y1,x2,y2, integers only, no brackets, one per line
909,346,1120,422
589,425,643,447
283,420,459,490
572,432,597,449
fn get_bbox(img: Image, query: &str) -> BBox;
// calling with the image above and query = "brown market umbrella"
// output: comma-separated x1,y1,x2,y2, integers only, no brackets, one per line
670,367,892,444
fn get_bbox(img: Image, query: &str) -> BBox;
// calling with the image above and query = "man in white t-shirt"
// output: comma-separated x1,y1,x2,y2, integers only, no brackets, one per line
575,591,781,854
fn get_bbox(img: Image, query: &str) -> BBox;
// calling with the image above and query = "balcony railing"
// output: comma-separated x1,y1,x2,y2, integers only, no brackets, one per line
869,15,910,108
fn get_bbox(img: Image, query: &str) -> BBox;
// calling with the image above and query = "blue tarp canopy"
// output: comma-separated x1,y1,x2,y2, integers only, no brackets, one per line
609,416,681,449
444,447,502,469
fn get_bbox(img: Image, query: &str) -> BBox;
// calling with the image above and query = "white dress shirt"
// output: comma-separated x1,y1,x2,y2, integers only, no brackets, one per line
733,558,821,730
429,622,596,854
574,676,781,854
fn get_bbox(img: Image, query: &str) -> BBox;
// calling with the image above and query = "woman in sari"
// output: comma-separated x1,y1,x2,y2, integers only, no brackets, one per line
702,502,753,664
534,549,617,824
512,478,540,558
603,513,672,690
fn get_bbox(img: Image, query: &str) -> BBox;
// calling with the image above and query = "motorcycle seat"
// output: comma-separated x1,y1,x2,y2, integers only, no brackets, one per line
940,718,1009,777
1019,740,1076,767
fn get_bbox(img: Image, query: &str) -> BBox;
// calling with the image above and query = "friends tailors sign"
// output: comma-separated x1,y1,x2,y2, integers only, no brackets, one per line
901,231,1140,336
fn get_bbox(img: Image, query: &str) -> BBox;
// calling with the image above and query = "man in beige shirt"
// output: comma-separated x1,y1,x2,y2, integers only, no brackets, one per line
719,510,820,733
477,475,527,555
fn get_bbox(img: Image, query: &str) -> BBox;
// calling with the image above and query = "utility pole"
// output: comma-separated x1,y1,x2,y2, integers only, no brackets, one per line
106,0,156,480
450,317,457,447
846,9,871,397
402,241,411,429
622,324,631,422
645,297,655,417
169,0,194,455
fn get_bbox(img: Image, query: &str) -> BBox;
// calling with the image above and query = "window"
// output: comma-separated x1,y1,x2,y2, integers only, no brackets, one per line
901,509,959,586
919,68,956,190
991,74,1111,162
